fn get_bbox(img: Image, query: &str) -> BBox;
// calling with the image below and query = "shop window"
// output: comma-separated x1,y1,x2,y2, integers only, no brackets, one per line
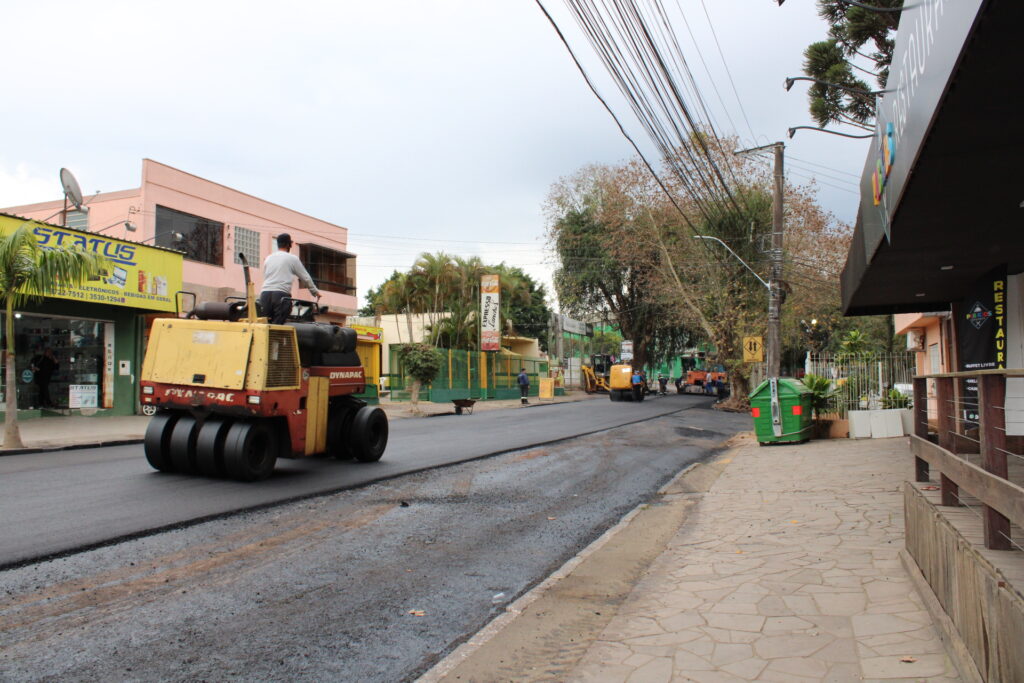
0,315,107,410
234,226,261,266
155,205,223,266
298,243,356,295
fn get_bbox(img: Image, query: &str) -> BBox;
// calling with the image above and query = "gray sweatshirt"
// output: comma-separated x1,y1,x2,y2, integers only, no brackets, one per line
261,250,319,296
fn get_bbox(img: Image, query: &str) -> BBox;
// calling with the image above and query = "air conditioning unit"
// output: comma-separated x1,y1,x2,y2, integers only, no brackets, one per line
906,329,925,352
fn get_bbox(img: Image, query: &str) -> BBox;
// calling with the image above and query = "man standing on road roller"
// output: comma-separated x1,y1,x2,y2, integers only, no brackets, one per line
260,233,320,325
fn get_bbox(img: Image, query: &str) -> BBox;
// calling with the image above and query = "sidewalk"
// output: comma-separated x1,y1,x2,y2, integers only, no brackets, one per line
427,436,963,682
0,390,600,452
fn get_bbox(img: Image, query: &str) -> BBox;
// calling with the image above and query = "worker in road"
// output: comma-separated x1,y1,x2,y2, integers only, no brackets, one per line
517,367,530,405
260,233,320,325
631,368,644,402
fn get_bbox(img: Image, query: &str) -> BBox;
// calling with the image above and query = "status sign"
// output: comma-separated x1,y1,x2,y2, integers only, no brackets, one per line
480,274,500,351
743,336,764,363
0,215,183,313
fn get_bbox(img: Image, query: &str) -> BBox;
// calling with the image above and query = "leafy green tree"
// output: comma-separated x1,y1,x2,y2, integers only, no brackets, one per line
802,0,903,127
546,167,692,371
591,329,623,356
2,224,107,448
547,132,851,401
397,343,442,406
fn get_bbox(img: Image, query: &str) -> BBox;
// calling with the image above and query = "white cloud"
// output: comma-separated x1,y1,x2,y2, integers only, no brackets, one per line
0,162,60,208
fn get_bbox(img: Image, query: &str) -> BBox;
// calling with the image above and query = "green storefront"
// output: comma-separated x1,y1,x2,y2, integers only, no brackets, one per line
0,214,184,418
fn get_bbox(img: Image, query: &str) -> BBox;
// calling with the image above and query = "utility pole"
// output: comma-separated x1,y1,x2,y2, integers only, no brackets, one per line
733,141,785,378
767,141,784,378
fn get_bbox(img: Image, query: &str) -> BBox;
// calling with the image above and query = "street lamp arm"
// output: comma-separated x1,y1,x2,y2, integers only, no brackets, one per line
784,76,888,97
693,236,770,290
774,0,914,10
839,0,914,12
788,126,874,140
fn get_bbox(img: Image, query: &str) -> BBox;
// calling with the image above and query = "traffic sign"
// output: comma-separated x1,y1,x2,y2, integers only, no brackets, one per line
743,336,764,363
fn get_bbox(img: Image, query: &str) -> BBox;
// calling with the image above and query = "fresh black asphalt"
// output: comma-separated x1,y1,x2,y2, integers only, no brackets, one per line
0,394,720,567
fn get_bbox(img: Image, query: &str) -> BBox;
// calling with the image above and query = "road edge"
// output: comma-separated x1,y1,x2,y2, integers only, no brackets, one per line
416,437,744,682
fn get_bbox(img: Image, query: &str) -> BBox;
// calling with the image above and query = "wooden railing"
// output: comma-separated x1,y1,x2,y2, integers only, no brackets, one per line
912,370,1024,551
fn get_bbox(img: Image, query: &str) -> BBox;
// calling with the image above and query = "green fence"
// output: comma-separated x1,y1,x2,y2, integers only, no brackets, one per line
386,347,548,403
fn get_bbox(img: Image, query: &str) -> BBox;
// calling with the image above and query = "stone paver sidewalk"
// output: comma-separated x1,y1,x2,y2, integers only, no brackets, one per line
568,438,960,682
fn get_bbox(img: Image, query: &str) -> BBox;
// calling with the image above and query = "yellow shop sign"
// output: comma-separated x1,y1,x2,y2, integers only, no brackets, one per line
0,215,184,313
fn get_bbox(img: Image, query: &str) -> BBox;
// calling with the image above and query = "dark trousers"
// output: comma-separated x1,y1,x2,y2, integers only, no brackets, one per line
259,290,291,325
36,379,52,407
632,384,642,401
519,384,528,403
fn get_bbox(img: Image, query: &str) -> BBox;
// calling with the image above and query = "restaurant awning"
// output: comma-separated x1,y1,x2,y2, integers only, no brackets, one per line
841,0,1024,316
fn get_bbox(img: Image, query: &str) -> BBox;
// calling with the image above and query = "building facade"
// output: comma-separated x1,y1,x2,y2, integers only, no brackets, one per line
2,159,358,416
0,212,184,416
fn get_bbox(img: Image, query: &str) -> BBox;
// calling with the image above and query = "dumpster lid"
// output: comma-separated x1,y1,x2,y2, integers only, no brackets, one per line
749,377,812,399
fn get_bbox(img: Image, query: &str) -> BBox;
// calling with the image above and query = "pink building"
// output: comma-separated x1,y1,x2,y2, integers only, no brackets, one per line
5,159,358,322
893,312,953,425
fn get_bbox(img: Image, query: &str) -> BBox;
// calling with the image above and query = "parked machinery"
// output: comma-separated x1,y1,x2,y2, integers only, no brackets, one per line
581,353,616,393
608,364,644,401
139,255,387,481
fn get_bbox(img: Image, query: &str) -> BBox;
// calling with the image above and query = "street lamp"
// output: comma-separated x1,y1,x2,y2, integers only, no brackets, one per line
775,0,914,10
788,126,874,140
93,207,139,235
693,236,769,290
140,230,184,244
784,76,887,97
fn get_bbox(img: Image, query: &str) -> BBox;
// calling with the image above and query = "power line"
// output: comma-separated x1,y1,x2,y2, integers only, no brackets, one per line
697,0,756,143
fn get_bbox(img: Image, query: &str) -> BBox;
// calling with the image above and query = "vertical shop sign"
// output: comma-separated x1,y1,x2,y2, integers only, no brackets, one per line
103,323,115,409
481,275,500,351
958,266,1007,421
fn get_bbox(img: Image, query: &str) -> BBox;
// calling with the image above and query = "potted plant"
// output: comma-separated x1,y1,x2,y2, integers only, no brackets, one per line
802,373,837,438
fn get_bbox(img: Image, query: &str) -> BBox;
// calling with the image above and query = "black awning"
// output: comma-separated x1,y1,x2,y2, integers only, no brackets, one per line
841,0,1024,316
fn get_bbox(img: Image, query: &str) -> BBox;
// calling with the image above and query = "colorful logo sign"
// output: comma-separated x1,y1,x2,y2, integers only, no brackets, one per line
965,301,992,330
872,122,896,206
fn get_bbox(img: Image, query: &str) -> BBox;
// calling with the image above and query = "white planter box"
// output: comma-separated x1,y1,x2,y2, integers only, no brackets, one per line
848,408,910,439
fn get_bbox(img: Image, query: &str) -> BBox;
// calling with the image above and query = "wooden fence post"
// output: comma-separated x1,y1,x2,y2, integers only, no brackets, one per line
935,376,960,506
913,377,930,482
978,373,1011,550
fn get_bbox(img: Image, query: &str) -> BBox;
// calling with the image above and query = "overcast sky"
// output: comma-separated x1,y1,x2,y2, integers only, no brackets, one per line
1,1,869,310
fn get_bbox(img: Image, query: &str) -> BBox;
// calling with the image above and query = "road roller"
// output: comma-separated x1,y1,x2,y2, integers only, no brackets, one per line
138,255,388,481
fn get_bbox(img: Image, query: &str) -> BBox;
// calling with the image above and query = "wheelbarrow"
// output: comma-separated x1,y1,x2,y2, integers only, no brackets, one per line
452,398,477,415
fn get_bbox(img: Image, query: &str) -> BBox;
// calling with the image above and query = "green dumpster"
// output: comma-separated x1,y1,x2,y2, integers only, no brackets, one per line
749,378,813,445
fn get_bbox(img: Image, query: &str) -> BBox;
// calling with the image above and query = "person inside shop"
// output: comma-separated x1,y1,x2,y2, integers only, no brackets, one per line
259,233,320,325
30,347,58,408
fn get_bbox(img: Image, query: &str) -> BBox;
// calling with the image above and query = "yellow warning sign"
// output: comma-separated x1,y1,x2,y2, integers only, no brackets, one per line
539,377,555,400
743,336,764,363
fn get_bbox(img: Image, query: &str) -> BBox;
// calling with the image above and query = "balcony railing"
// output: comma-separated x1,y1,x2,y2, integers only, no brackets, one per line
911,370,1024,552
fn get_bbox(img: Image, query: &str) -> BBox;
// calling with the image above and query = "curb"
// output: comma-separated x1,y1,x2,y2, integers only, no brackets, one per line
416,447,736,683
0,438,144,457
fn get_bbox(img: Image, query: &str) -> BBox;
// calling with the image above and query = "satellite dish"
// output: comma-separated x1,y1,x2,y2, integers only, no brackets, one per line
60,168,84,210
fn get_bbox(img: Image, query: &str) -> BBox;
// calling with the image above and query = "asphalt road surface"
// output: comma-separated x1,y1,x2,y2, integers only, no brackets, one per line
0,398,750,682
4,394,710,567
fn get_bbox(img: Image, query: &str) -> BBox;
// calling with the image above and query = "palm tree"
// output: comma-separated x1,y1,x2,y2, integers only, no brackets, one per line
2,224,107,449
411,252,455,346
